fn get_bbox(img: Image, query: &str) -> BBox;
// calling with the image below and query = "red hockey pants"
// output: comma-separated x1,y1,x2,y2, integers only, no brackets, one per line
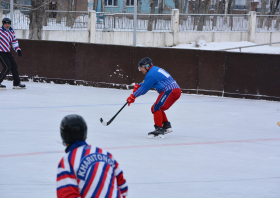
151,88,181,127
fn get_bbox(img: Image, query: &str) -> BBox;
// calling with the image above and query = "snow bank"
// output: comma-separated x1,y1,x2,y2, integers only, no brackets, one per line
172,41,280,54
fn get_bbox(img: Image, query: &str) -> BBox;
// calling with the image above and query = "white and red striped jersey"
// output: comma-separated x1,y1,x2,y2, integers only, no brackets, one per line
0,26,20,52
57,142,128,198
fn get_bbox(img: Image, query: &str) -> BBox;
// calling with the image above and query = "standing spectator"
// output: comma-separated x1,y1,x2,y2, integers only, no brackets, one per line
0,18,25,89
57,114,128,198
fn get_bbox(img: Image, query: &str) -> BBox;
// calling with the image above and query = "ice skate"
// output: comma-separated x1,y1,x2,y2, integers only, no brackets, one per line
0,83,6,89
163,121,172,134
148,125,165,138
13,83,26,89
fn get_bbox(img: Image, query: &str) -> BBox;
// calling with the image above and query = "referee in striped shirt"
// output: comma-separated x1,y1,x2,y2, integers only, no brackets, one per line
0,18,25,89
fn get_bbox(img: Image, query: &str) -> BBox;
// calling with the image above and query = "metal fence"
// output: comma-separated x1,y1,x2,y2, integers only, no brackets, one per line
96,13,172,31
179,14,249,31
3,9,88,30
256,15,280,32
43,10,88,30
3,10,280,32
3,9,29,29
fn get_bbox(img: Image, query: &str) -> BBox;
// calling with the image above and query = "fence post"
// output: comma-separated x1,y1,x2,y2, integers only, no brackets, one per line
248,11,256,43
0,6,2,21
171,9,179,46
88,11,96,43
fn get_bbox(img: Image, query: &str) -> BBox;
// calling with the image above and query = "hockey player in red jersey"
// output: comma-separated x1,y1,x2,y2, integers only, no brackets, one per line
127,57,181,138
57,114,128,198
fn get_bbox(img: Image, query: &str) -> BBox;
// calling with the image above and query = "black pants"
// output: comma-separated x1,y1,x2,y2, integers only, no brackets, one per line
0,52,20,85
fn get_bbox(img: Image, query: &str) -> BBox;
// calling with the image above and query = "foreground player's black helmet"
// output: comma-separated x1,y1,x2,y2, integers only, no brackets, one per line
138,57,153,71
60,114,87,145
2,18,11,25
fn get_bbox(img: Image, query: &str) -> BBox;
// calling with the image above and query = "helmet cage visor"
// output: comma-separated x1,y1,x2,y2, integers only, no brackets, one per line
138,63,150,71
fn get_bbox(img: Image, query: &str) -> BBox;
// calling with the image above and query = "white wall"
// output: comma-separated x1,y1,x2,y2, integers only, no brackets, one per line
43,30,89,43
15,29,89,43
270,32,280,47
254,32,280,47
88,31,173,47
178,32,249,43
14,29,280,47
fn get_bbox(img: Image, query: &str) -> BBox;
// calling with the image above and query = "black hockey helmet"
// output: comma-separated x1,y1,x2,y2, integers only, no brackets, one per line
138,57,153,71
2,18,11,25
60,114,87,145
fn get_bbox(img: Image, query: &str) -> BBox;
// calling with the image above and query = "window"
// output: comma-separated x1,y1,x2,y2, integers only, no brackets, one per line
127,0,140,6
149,0,159,8
105,0,118,6
126,0,133,6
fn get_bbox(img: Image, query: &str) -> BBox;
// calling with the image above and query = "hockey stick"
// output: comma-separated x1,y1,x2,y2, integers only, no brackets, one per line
100,102,128,126
277,122,280,127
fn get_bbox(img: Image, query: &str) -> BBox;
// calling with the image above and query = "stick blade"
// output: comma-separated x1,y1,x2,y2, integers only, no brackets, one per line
277,122,280,127
100,118,108,126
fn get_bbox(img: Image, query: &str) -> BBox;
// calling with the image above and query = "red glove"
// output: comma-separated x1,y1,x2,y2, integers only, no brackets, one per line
127,94,136,106
133,84,140,93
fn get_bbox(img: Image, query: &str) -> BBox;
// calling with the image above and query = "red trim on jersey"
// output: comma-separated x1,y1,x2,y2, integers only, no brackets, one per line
82,162,100,198
116,172,126,186
59,158,65,169
85,146,91,156
118,189,122,198
70,148,77,168
115,162,119,170
57,174,76,181
0,33,10,45
95,164,111,197
147,65,154,71
57,185,80,198
122,188,128,194
0,40,9,51
109,153,112,158
108,175,115,198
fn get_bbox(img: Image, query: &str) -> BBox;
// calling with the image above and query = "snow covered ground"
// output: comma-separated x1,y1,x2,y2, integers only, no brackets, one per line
0,80,280,198
171,41,280,54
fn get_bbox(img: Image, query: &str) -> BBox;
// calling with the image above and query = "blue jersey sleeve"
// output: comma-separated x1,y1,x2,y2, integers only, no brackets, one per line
133,76,155,97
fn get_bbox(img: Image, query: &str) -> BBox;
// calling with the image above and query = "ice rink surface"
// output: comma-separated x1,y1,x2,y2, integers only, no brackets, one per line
0,80,280,198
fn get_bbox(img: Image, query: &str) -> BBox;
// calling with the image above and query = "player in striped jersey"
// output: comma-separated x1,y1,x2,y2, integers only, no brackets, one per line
57,115,128,198
126,57,181,138
0,18,25,89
